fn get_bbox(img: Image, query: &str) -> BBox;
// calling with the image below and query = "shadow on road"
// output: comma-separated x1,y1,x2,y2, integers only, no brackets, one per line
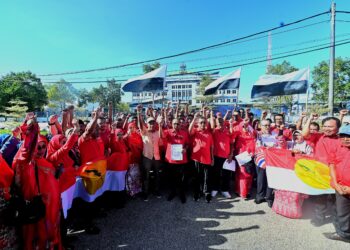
73,195,261,249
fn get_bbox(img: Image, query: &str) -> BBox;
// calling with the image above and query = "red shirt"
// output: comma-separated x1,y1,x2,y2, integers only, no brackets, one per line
213,128,233,158
234,129,256,154
271,128,292,140
305,132,323,149
191,129,213,165
314,135,341,164
329,144,350,186
78,136,105,165
164,129,190,164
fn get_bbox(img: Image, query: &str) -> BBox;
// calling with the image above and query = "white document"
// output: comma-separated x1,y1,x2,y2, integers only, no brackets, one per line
171,144,183,161
223,160,236,171
261,135,277,147
235,151,252,166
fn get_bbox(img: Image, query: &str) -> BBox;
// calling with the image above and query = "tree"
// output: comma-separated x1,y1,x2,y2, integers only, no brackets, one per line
142,62,160,73
0,72,48,112
1,99,28,121
77,88,93,107
89,79,122,110
267,61,299,113
267,60,298,75
46,80,76,109
196,74,214,104
116,103,130,113
311,57,350,104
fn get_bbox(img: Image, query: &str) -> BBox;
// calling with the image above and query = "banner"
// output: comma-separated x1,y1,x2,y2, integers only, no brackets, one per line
122,65,167,92
264,148,334,195
251,68,308,98
204,68,241,95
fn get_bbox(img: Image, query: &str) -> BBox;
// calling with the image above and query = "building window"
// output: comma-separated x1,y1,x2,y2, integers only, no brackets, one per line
232,90,237,94
227,99,231,103
227,90,231,94
233,98,236,103
178,91,181,97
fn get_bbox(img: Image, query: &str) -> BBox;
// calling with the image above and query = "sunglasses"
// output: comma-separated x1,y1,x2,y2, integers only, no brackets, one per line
199,122,206,124
339,134,350,138
37,145,46,150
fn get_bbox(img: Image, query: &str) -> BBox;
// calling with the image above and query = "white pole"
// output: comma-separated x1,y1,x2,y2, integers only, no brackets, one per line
328,2,336,116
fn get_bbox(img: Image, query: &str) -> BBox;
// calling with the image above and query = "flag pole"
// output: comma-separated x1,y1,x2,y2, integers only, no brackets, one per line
305,66,310,113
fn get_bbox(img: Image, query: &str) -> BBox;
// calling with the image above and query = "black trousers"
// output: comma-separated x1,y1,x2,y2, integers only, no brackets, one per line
209,156,231,192
313,194,335,220
256,167,274,202
333,192,350,239
193,161,210,195
168,163,185,195
141,157,161,194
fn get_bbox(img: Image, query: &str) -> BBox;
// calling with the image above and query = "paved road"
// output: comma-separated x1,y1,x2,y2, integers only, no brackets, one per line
72,193,349,250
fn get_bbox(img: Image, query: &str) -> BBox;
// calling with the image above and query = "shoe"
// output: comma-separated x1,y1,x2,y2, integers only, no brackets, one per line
211,190,218,197
180,194,186,204
254,198,266,204
141,193,149,201
323,232,350,242
311,217,325,227
221,192,232,199
205,193,212,203
267,199,274,208
167,192,176,201
193,193,200,202
154,191,162,198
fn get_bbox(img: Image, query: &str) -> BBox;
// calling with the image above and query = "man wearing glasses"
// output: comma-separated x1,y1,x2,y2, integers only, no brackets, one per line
254,119,275,207
324,125,350,242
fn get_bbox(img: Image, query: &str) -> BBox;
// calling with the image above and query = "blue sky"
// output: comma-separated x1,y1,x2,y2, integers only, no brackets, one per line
1,0,350,102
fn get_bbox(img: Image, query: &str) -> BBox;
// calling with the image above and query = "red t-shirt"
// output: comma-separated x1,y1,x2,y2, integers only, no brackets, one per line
191,129,213,165
271,128,292,140
329,144,350,186
213,128,233,158
234,128,256,154
164,129,190,164
314,134,341,164
78,136,105,165
305,132,323,149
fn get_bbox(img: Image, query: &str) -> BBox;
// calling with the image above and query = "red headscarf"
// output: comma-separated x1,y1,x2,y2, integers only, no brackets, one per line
47,134,65,157
38,135,48,145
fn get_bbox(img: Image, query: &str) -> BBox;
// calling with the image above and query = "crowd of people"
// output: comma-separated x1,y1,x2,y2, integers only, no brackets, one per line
0,101,350,249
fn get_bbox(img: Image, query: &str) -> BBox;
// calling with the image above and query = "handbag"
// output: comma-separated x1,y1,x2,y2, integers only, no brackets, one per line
243,160,255,175
5,162,46,225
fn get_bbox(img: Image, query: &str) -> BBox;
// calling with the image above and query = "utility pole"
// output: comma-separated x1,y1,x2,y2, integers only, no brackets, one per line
266,32,272,73
328,2,336,116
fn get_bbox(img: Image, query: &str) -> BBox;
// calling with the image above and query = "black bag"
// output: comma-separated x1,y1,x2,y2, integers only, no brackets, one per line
5,163,46,225
243,160,255,175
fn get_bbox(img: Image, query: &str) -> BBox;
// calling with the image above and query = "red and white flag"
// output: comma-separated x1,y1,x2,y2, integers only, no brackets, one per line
264,148,334,195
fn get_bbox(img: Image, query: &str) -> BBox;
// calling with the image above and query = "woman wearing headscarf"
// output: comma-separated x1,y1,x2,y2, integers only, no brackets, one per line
0,154,18,249
13,118,62,250
47,121,80,249
234,118,257,199
124,122,143,196
107,128,130,207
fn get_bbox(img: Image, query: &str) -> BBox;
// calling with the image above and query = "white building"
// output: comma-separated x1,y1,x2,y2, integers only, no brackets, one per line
125,68,239,109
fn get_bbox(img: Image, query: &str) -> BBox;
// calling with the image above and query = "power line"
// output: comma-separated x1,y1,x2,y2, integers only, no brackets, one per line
38,10,330,77
41,40,350,84
41,20,333,81
336,10,350,14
